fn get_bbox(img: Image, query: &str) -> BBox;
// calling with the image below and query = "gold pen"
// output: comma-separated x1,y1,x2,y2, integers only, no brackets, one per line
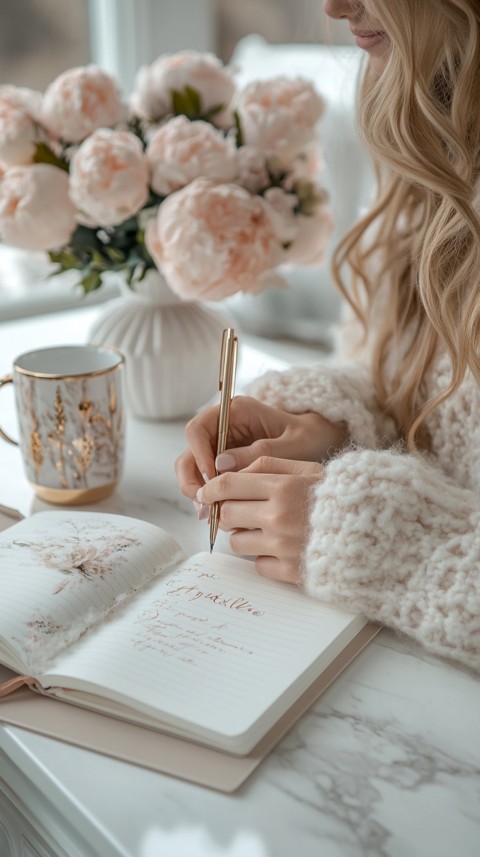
209,328,238,553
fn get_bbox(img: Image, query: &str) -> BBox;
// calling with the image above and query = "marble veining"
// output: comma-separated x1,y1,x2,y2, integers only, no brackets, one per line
258,637,480,857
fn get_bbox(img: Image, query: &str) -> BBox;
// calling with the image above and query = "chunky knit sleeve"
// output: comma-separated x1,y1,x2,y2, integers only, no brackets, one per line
303,448,480,671
246,363,397,450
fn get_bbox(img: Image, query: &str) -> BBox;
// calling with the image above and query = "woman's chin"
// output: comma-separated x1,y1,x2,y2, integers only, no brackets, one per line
368,48,390,77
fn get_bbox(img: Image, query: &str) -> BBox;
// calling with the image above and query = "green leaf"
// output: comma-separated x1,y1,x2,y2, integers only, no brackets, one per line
184,85,202,116
69,224,103,251
233,110,244,148
172,85,203,119
124,265,135,286
127,115,147,148
122,216,139,232
172,89,190,116
33,143,69,172
48,212,158,293
80,271,103,293
292,179,327,217
135,229,147,247
104,246,126,263
48,266,68,278
47,249,80,271
89,249,108,270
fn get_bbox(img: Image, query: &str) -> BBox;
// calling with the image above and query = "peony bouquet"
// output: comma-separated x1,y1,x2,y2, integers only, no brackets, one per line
0,51,333,302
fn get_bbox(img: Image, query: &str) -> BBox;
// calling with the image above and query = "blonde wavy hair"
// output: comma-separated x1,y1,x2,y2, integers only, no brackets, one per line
333,0,480,449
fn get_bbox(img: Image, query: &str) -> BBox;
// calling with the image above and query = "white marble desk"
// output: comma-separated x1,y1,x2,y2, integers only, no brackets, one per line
0,306,479,857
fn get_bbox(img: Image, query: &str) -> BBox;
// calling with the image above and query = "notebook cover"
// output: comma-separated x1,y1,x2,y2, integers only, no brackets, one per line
0,624,378,792
0,506,380,792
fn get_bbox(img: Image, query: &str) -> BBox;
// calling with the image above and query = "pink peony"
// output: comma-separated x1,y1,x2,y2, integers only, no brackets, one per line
145,178,280,300
69,129,149,227
0,164,76,250
263,185,334,266
234,145,270,194
41,65,124,143
0,85,42,118
146,115,237,195
0,100,36,166
282,205,334,266
235,77,325,164
0,86,42,166
263,187,299,245
289,143,324,182
130,51,235,125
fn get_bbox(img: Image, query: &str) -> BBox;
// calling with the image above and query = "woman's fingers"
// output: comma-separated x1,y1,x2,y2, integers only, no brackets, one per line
217,500,265,531
196,457,324,585
197,458,323,507
197,468,284,504
216,435,320,472
177,396,337,509
218,524,299,584
224,530,299,584
183,406,221,482
202,458,323,544
215,437,275,473
254,555,299,584
174,449,204,500
183,396,265,481
214,408,337,473
242,456,324,477
180,397,281,484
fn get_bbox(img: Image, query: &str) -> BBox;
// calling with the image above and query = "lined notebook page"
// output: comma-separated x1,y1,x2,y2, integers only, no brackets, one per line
42,552,365,752
0,511,184,675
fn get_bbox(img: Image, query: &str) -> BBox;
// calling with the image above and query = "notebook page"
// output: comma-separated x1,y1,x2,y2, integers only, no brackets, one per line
42,551,365,752
0,511,184,675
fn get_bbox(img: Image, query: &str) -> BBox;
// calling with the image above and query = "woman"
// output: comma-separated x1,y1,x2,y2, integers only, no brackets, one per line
176,0,480,671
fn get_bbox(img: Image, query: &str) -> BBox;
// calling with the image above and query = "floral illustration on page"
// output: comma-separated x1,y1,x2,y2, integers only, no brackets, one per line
9,518,142,595
11,611,71,664
24,613,70,643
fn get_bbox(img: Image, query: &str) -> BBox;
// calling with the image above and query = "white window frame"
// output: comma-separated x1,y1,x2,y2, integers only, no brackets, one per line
88,0,215,95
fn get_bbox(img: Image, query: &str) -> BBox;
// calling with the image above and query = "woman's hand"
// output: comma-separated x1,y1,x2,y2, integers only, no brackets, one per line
175,395,345,503
196,456,324,584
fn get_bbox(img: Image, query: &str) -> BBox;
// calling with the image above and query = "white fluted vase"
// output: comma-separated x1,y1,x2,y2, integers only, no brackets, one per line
88,269,233,420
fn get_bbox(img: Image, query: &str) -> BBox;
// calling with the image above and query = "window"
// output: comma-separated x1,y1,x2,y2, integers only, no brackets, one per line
0,0,90,89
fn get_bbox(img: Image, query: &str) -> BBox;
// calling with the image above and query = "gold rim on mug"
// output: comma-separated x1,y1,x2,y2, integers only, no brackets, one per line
13,344,125,380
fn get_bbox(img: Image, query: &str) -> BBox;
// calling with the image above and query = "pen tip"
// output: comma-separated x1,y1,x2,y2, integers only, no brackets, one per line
210,543,214,554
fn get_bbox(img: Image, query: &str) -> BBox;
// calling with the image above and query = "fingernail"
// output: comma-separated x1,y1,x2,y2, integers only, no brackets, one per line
193,500,209,520
202,472,210,483
196,487,205,503
216,452,236,472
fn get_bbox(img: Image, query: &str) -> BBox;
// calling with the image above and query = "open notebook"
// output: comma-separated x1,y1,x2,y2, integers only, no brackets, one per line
0,509,378,789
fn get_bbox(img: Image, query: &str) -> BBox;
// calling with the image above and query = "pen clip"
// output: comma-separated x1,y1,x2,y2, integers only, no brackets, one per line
218,328,228,391
229,334,238,401
219,328,237,398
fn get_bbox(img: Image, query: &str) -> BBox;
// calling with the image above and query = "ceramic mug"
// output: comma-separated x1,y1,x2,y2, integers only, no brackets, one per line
0,344,125,505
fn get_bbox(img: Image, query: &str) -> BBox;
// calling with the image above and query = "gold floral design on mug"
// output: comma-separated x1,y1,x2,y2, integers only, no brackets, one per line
0,345,125,505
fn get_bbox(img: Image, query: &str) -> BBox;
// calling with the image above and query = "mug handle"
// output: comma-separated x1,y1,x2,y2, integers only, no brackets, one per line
0,375,18,446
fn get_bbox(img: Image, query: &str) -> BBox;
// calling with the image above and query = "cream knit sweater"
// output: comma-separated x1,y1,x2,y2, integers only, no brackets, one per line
248,343,480,672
